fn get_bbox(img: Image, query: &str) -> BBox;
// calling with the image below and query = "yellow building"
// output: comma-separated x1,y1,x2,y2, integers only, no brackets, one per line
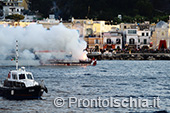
72,19,93,37
84,37,103,52
93,21,120,36
93,21,105,36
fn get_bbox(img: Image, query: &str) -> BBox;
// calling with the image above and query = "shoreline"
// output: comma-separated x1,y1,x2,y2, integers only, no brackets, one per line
88,53,170,60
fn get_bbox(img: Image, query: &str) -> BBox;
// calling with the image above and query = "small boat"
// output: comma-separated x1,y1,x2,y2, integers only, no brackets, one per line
0,40,48,100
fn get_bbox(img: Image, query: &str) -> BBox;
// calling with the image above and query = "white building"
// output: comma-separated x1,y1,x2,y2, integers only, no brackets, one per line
22,14,37,22
3,5,24,17
138,30,151,49
126,29,138,49
103,31,122,50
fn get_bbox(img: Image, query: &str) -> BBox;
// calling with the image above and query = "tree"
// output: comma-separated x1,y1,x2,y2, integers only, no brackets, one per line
134,15,147,23
5,14,25,21
113,17,122,24
123,15,133,23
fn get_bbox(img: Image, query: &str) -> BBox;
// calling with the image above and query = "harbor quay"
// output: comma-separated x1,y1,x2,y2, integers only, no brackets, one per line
87,51,170,60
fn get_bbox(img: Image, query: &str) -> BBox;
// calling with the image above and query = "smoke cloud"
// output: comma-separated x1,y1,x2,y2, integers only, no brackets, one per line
0,23,87,61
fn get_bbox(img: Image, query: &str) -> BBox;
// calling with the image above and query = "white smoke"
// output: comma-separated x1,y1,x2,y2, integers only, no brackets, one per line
0,23,87,61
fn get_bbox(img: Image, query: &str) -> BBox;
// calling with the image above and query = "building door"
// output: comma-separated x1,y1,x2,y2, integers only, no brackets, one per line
107,39,112,44
158,40,167,50
129,38,135,45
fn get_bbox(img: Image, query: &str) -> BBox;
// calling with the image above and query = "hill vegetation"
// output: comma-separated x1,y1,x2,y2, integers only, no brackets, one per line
29,0,170,23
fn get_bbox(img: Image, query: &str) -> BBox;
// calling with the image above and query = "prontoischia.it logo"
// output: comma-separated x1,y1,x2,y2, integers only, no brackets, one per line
53,97,160,108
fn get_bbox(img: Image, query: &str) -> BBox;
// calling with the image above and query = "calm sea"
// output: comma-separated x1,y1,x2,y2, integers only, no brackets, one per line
0,61,170,113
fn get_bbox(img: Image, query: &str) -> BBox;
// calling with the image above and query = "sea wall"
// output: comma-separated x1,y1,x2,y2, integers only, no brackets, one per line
87,53,170,60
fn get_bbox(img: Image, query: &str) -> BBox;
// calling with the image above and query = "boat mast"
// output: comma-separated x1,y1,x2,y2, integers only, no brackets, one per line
16,40,19,70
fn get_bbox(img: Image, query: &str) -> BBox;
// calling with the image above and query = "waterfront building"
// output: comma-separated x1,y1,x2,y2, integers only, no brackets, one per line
72,19,86,38
37,15,60,29
120,23,136,31
151,21,170,49
72,19,94,38
138,29,151,49
125,29,138,49
103,31,122,50
83,19,94,37
93,20,120,37
23,14,37,22
93,21,105,37
84,36,103,52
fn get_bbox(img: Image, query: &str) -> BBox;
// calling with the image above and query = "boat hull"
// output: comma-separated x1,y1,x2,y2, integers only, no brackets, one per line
0,85,44,100
40,60,97,66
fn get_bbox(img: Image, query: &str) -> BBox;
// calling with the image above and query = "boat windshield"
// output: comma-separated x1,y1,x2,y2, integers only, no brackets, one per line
12,73,17,80
19,74,26,80
27,74,33,80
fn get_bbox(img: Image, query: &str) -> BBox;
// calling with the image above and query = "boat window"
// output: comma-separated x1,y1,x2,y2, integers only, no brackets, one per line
27,74,33,80
19,74,26,80
12,74,17,80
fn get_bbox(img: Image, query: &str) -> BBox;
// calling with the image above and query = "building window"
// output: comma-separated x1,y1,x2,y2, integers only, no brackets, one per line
144,39,147,44
128,30,137,34
142,33,144,36
95,39,99,44
129,38,135,44
146,33,149,36
124,26,127,29
86,28,93,36
116,39,121,44
138,39,140,43
107,39,112,44
162,32,164,36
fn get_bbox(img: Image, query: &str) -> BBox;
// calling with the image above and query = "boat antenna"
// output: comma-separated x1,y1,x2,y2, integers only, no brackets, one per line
16,40,19,70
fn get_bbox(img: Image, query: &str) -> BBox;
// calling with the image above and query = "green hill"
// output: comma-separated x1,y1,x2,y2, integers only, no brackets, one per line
29,0,170,22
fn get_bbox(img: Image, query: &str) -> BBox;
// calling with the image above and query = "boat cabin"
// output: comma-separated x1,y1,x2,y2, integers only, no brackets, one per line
4,67,39,88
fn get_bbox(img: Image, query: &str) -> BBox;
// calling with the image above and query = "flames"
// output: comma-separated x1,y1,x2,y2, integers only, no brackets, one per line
82,52,88,60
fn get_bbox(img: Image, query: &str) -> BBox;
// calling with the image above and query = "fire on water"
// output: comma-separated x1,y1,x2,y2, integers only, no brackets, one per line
35,50,97,66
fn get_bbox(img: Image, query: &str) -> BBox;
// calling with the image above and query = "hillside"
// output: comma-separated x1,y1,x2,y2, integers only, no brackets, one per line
28,0,170,22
